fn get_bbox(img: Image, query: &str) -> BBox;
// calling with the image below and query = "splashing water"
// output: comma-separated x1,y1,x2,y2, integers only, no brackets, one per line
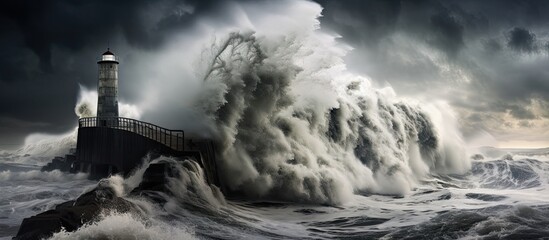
197,30,468,205
4,3,549,239
75,85,141,120
3,86,143,164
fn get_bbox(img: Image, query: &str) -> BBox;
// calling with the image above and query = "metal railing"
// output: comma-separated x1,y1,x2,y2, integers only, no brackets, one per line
78,117,184,151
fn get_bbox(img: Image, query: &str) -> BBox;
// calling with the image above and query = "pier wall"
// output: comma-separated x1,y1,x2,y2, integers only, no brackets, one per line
75,124,221,188
76,127,182,179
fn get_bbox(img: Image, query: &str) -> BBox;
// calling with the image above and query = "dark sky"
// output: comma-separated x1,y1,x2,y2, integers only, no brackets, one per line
1,0,548,149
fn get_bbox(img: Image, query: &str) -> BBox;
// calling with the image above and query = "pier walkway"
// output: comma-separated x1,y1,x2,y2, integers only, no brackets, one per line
78,117,184,151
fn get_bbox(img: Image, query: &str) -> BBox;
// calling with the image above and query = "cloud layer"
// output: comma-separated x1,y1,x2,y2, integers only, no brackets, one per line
0,0,548,148
316,0,549,147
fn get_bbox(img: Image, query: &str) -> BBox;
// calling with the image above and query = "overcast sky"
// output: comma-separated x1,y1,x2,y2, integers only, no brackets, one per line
1,0,548,149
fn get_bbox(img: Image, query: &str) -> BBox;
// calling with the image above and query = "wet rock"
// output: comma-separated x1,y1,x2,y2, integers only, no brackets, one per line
14,162,179,239
41,154,76,173
130,162,174,194
14,183,138,240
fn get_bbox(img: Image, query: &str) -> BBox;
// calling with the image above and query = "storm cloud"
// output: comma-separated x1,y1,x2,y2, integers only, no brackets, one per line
315,0,549,147
0,0,238,147
507,27,538,53
0,0,548,148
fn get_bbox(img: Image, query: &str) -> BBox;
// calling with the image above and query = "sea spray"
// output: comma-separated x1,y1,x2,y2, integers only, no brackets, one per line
164,158,226,210
44,156,221,240
84,156,226,209
13,131,77,162
75,85,141,120
197,29,469,205
7,87,142,164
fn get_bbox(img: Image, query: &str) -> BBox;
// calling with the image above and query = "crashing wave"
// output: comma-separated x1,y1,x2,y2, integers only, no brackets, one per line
196,30,468,205
98,156,225,209
11,130,78,162
48,212,196,240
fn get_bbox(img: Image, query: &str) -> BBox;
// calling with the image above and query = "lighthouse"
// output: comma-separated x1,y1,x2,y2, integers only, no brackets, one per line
97,49,119,119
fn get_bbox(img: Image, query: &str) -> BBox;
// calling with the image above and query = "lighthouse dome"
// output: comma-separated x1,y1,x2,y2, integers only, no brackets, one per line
100,49,118,62
102,50,114,56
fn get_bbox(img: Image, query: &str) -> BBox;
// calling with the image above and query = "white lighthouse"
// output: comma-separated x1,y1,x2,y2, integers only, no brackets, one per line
97,49,119,119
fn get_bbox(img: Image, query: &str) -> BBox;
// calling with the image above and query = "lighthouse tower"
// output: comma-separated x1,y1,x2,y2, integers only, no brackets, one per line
97,49,119,119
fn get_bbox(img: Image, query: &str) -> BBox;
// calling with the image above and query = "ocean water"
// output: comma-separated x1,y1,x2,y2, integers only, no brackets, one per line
1,149,549,240
2,10,549,239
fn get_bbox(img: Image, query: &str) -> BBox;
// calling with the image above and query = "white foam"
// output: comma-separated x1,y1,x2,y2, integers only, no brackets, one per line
48,212,196,240
0,169,88,182
195,12,470,204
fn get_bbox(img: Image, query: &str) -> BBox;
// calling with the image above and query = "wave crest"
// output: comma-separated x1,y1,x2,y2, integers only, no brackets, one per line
197,30,468,205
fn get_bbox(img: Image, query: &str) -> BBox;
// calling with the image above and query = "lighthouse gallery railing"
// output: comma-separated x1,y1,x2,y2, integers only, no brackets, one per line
78,117,184,151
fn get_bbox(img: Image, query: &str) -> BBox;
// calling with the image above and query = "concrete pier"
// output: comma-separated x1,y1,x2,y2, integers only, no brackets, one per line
73,117,220,186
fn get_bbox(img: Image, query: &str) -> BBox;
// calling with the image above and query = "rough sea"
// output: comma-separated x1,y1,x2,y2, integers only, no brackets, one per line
1,147,549,239
3,5,549,239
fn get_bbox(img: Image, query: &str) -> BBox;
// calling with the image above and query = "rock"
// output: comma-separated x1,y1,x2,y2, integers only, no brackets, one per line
40,154,77,173
130,162,172,194
14,182,138,240
14,161,187,239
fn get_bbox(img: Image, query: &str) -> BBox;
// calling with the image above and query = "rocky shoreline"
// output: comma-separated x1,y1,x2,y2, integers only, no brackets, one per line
13,162,176,240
